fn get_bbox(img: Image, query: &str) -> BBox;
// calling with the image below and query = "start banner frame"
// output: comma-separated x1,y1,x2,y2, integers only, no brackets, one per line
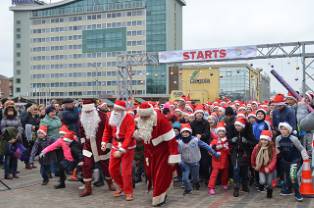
158,46,257,64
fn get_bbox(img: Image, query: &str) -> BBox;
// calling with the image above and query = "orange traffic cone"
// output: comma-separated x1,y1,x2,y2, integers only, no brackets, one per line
300,159,314,197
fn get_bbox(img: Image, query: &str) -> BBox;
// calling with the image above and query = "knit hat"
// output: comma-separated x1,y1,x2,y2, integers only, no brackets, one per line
113,100,126,111
37,125,47,136
180,123,192,133
272,93,286,106
234,117,246,128
137,102,154,117
172,121,181,130
82,99,95,112
62,98,74,104
194,104,204,115
260,130,272,142
45,105,56,115
216,121,226,133
278,122,293,133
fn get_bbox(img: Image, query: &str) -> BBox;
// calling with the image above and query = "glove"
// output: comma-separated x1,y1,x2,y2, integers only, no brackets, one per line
101,142,107,151
39,152,45,158
216,144,223,150
231,137,238,143
215,152,221,158
241,137,247,143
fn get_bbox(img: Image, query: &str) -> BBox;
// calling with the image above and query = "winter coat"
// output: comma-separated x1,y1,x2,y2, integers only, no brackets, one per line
299,111,314,131
252,120,270,141
296,103,309,126
40,115,62,140
272,106,296,132
210,137,229,169
29,137,55,165
21,113,40,142
59,107,80,136
42,137,74,161
0,115,23,141
190,119,211,144
230,128,255,167
224,116,237,141
251,144,277,173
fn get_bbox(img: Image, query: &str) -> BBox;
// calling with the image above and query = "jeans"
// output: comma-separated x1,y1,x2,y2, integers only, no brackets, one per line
181,162,200,191
40,164,50,181
259,172,275,188
4,155,18,177
233,165,249,189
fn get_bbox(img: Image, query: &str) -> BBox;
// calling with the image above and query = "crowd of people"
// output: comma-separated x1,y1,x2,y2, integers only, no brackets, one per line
0,92,313,206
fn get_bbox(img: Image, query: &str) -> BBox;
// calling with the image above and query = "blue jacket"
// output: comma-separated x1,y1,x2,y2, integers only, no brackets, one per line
272,106,296,131
252,120,269,141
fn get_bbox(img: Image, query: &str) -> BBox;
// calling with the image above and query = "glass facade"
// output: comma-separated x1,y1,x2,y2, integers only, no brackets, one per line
219,67,250,100
146,0,167,94
82,28,126,53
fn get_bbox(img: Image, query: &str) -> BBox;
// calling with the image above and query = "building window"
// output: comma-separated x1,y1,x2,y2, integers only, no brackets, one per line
16,78,21,84
16,20,21,24
16,43,21,48
16,34,21,39
16,28,21,32
16,52,21,57
16,88,21,93
16,61,21,66
16,70,21,75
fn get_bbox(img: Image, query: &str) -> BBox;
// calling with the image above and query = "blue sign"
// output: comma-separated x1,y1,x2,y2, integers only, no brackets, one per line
12,0,34,5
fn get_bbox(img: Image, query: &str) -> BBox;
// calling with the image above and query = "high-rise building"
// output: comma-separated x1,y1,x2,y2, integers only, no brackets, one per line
10,0,185,100
0,74,13,98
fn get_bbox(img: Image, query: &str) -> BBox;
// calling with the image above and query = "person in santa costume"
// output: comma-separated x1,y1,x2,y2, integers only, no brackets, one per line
79,99,115,197
133,102,181,207
101,100,136,201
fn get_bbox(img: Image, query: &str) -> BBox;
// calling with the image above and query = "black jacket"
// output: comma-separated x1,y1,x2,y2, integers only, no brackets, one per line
190,119,211,144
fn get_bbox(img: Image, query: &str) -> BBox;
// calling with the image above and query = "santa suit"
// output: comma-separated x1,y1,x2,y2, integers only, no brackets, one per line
135,111,181,206
80,111,111,183
208,137,230,189
102,112,136,195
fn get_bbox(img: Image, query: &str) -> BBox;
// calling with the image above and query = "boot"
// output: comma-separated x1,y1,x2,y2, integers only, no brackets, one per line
31,164,37,169
4,175,13,180
80,181,92,197
54,181,65,189
267,188,273,198
25,164,32,170
193,182,200,190
233,188,240,197
242,184,249,192
106,179,116,191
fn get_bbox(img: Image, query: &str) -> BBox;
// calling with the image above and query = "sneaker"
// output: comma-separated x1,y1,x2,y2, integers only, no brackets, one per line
266,189,273,199
242,185,249,192
258,185,265,192
193,183,200,190
295,192,304,202
208,188,216,195
280,190,293,196
223,185,228,190
42,180,49,185
54,183,66,189
183,189,192,195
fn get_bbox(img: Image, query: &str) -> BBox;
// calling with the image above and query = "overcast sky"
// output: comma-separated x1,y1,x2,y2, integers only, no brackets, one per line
1,0,314,92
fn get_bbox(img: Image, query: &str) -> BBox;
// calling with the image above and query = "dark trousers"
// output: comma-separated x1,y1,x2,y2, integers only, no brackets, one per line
282,162,301,195
58,160,75,183
199,150,211,181
40,164,50,181
4,155,18,177
233,164,249,189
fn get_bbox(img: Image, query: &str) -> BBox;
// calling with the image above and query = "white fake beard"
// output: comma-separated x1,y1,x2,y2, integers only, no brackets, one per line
80,110,101,139
109,111,125,127
137,114,156,144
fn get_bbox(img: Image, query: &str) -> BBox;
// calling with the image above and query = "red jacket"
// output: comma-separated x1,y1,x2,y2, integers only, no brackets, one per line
251,144,277,173
210,137,229,169
102,113,136,153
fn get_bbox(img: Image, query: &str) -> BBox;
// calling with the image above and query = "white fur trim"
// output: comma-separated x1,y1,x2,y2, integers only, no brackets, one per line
234,121,245,128
180,127,192,133
83,178,92,182
260,135,271,141
83,149,93,158
168,154,181,164
137,107,154,117
113,104,126,111
37,129,47,136
80,138,86,144
99,153,111,161
273,102,286,106
82,104,95,112
89,136,100,162
106,143,112,149
216,127,226,133
278,122,292,133
59,131,67,135
63,138,73,143
194,109,204,115
118,147,126,153
152,189,168,206
151,129,176,146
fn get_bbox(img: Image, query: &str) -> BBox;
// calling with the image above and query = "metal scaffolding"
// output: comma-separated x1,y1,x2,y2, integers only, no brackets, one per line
116,41,314,99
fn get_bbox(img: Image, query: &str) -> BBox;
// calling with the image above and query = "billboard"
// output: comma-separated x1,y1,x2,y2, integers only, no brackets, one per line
158,46,257,64
12,0,34,5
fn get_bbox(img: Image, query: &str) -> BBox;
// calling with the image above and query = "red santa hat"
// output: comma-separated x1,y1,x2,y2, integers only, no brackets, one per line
256,108,267,116
236,113,246,119
278,122,293,133
272,93,286,106
216,121,226,133
251,101,259,106
137,102,154,117
238,105,246,112
37,125,47,136
260,130,272,142
218,106,226,114
81,99,95,112
234,117,246,128
305,91,314,102
247,112,256,119
194,104,204,115
114,100,127,111
59,124,70,135
180,123,192,133
285,92,297,102
185,104,194,113
63,130,76,143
